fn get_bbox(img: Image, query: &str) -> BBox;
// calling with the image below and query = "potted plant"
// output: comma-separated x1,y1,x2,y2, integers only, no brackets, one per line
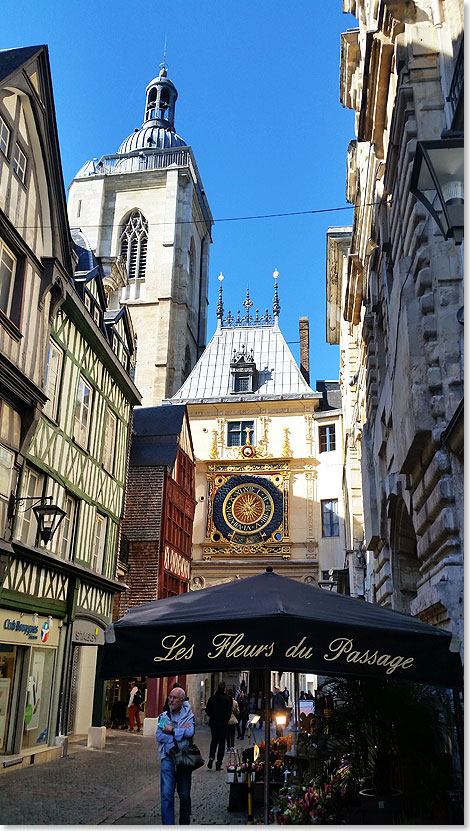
325,677,454,823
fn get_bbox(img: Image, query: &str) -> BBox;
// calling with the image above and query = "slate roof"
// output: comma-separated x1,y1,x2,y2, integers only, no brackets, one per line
0,46,43,82
71,228,96,273
170,323,320,403
130,405,187,468
315,380,342,412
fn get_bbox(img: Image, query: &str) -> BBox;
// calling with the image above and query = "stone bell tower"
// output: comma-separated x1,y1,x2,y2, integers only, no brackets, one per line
67,64,213,404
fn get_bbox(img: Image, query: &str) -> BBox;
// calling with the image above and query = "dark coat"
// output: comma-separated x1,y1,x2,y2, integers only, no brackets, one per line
238,695,250,721
205,691,231,726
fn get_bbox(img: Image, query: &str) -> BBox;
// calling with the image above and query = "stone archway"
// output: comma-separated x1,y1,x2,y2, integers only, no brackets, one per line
388,494,420,614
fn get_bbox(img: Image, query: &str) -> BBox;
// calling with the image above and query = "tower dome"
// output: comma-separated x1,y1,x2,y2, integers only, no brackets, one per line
117,66,187,154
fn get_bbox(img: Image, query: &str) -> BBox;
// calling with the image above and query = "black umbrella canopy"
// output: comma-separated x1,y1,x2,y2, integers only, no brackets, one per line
101,568,462,687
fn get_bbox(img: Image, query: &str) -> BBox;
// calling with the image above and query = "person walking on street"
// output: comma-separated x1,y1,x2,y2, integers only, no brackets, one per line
156,687,195,825
226,692,239,750
237,690,250,739
127,679,142,733
205,681,231,770
272,686,287,736
256,690,265,729
283,686,290,705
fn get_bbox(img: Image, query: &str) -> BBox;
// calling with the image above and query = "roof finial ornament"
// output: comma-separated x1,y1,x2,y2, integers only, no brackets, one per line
273,269,280,318
160,36,168,76
243,286,253,313
216,272,224,321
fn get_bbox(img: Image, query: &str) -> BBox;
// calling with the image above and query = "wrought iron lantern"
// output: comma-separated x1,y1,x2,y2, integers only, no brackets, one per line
8,494,66,545
410,137,464,244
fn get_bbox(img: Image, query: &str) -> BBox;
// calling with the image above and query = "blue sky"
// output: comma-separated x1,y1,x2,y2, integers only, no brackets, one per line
4,0,358,383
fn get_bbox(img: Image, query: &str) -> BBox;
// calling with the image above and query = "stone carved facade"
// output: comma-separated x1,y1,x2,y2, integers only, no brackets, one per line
337,0,464,648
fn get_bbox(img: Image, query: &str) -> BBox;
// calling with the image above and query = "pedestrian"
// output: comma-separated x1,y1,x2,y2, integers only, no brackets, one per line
127,679,142,733
163,681,184,712
156,686,195,825
249,691,256,712
283,686,290,705
237,689,250,739
226,692,239,750
256,689,265,729
272,686,287,736
205,680,231,770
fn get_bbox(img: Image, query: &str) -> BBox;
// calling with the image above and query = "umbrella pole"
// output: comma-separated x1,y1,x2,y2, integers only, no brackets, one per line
293,671,300,753
264,669,271,825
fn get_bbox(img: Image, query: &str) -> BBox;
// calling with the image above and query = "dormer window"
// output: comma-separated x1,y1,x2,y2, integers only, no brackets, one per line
230,345,258,394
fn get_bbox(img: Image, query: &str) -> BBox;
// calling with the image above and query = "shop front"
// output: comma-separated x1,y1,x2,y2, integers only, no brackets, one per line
0,609,62,763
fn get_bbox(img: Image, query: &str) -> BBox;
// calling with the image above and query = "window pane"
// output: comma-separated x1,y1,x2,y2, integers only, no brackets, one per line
0,446,13,497
0,246,15,316
0,117,10,156
103,410,116,473
319,424,335,452
44,342,62,420
321,499,339,537
74,378,92,447
92,515,106,571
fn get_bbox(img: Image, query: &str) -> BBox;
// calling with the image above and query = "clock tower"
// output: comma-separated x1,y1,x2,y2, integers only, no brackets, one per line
167,273,346,588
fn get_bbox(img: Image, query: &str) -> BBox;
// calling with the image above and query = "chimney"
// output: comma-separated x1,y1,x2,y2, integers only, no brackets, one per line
299,317,310,385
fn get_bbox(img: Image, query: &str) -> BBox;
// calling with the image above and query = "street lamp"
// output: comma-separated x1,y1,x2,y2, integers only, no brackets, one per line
410,137,464,244
275,713,287,737
8,494,66,545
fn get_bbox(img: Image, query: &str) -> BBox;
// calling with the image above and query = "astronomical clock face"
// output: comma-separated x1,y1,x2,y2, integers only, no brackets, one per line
213,475,283,545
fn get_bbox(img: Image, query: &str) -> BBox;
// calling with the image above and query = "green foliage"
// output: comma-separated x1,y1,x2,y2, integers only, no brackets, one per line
324,677,453,806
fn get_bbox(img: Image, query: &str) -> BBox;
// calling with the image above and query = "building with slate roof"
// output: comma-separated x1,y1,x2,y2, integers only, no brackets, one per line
111,404,196,721
166,275,346,707
67,64,213,406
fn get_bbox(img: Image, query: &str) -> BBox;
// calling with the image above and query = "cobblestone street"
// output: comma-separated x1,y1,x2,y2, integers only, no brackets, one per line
0,725,266,825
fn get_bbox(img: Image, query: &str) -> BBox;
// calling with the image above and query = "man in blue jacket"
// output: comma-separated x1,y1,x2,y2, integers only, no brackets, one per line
156,687,195,825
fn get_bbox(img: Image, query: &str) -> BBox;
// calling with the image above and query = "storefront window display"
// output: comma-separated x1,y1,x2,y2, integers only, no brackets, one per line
0,610,60,754
21,646,56,748
0,647,16,751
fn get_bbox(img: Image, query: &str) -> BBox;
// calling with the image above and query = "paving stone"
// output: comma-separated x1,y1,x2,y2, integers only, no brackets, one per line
0,725,265,825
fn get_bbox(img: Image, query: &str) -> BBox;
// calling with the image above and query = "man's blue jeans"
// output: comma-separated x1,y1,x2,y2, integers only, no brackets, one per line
160,756,192,825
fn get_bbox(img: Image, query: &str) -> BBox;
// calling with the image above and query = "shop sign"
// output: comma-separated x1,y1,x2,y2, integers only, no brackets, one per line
0,610,59,648
72,619,104,646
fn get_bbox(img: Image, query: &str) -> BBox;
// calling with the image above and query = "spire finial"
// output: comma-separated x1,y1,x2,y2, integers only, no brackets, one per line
216,272,224,320
273,269,280,318
243,286,253,313
160,36,168,75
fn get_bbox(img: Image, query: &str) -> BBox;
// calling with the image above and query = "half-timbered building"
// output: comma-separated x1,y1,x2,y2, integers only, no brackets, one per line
0,47,140,767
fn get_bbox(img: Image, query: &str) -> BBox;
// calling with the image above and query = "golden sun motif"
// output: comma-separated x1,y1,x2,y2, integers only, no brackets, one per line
232,493,264,524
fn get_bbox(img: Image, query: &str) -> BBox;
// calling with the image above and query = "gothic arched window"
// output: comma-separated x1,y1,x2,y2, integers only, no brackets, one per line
120,211,148,300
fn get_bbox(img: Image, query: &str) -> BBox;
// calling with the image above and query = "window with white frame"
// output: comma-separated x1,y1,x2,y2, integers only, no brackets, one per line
321,499,340,538
56,494,76,560
18,468,43,545
13,143,27,184
0,115,10,157
44,341,63,421
0,444,14,538
102,408,117,474
0,240,16,319
73,376,92,448
319,424,336,452
91,513,106,572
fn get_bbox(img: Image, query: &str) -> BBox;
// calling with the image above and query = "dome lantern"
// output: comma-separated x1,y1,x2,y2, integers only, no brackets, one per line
144,66,178,130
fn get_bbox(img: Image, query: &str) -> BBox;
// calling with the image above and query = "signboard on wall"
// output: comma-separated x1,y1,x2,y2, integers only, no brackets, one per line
72,619,104,646
0,611,60,648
